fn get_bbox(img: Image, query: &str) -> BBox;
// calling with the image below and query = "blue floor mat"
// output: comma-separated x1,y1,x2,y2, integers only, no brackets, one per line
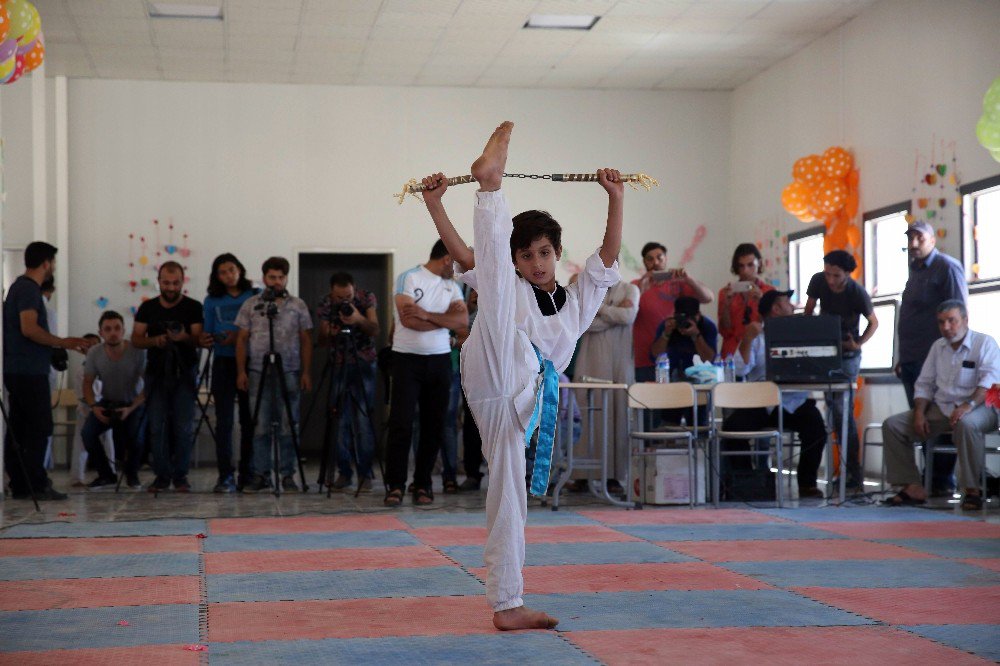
757,507,972,523
616,523,844,542
721,558,1000,588
903,624,1000,662
441,541,693,569
0,519,208,539
878,538,1000,559
0,553,200,581
203,530,420,552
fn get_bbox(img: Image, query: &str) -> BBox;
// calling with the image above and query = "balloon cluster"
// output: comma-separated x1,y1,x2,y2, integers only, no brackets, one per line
0,0,44,85
976,77,1000,163
780,146,862,276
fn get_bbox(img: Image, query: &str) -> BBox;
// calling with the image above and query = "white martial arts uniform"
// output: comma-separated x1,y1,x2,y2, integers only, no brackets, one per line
458,190,619,611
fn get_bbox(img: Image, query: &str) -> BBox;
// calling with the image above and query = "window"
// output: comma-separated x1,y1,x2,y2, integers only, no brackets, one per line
961,174,1000,283
860,300,897,372
863,202,909,297
967,286,1000,343
787,226,824,306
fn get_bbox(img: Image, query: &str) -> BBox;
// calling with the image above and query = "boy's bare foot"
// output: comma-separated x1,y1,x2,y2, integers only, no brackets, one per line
493,605,558,631
471,121,512,192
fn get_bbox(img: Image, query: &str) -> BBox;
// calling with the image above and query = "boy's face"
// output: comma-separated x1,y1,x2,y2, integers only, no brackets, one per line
514,237,561,290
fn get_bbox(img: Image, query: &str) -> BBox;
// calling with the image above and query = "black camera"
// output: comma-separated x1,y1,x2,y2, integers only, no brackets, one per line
51,348,69,372
675,315,693,331
97,399,130,423
337,301,355,318
261,286,288,303
164,320,184,335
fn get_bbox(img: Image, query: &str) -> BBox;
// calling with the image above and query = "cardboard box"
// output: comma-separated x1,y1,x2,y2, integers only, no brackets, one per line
630,447,706,505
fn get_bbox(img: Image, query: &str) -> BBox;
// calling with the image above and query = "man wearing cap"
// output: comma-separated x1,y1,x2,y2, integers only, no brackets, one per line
649,296,718,378
725,290,827,498
896,221,968,494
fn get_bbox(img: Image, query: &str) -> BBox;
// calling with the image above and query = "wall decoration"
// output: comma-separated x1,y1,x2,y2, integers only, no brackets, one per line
119,218,199,318
677,224,708,268
908,137,961,255
976,76,1000,163
754,216,787,288
780,146,862,279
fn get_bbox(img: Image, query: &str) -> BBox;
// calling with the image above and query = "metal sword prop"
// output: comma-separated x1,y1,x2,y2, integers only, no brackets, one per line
395,172,658,205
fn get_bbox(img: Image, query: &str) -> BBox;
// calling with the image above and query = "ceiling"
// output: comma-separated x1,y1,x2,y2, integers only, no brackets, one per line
34,0,877,90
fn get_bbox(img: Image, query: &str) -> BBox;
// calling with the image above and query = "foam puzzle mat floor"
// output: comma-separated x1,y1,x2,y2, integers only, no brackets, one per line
1,505,998,664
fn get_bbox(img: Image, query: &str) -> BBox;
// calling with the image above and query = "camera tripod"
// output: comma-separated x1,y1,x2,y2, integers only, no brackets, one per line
249,296,309,497
0,396,41,511
304,326,385,498
190,346,218,455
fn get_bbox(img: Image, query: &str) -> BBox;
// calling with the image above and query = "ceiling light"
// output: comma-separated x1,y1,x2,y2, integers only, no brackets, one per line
524,14,600,30
148,3,223,20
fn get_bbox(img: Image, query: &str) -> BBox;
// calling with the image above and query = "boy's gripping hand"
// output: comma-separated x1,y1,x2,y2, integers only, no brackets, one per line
597,168,624,199
421,172,449,205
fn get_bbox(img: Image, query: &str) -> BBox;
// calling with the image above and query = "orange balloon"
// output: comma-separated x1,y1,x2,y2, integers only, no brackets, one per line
793,154,824,187
22,31,41,72
0,5,9,43
782,181,812,215
797,212,816,223
815,177,848,214
844,190,859,218
821,146,853,179
846,223,862,248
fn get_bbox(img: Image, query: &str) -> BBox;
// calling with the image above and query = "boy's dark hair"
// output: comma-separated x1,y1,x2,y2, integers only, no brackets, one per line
730,243,762,275
99,311,125,327
510,210,562,261
262,256,290,275
330,272,354,287
640,242,666,259
429,239,449,261
207,253,253,297
24,241,57,269
159,261,185,278
823,249,857,273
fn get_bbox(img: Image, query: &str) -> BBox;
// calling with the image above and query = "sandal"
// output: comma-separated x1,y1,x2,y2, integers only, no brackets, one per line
961,494,983,511
443,480,458,494
885,490,926,506
413,487,434,505
383,489,403,507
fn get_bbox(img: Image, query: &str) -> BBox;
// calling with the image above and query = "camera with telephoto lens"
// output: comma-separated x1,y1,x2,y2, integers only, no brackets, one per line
675,315,693,332
337,301,355,318
97,399,130,423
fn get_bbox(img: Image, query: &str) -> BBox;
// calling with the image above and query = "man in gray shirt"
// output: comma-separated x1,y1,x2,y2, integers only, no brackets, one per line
895,221,968,493
81,311,146,490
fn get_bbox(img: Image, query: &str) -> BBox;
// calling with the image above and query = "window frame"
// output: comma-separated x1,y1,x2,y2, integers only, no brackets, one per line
862,201,910,298
960,173,1000,284
787,225,825,306
859,296,899,376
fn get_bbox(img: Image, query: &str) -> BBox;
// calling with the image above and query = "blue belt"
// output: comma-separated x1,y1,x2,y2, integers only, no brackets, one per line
525,346,559,498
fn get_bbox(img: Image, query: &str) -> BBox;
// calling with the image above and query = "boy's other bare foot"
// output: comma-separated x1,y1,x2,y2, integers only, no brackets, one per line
471,121,512,192
493,605,558,631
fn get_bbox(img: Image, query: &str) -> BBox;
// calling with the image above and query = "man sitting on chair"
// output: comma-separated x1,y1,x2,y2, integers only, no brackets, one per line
725,290,827,499
883,299,999,510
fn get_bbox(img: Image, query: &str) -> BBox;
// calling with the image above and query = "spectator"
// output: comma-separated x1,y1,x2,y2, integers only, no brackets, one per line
572,275,639,494
236,256,313,493
70,333,108,487
726,290,827,498
718,243,774,358
649,295,718,375
631,241,713,383
316,271,380,493
883,300,999,510
3,242,93,501
200,253,258,493
895,221,968,495
384,240,468,507
81,311,146,490
804,250,877,491
132,261,204,493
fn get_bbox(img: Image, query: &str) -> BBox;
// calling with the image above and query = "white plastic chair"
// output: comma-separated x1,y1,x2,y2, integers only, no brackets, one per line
711,381,784,507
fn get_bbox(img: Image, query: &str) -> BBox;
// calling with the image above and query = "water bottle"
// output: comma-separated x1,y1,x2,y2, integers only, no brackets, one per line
713,357,725,383
655,353,671,383
724,354,736,383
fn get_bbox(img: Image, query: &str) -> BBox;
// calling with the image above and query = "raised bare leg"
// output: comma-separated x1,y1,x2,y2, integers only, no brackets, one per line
471,121,512,192
494,605,559,631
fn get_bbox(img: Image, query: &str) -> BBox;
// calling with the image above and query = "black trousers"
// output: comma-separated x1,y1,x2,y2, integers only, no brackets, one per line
462,398,483,479
211,356,254,480
721,399,826,489
3,373,54,496
385,352,452,492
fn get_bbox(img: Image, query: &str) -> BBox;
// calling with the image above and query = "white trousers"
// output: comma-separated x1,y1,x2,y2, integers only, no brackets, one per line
461,191,537,612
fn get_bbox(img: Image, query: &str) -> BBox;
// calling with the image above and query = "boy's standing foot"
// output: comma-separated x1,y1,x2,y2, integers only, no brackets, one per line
493,606,559,631
471,121,512,192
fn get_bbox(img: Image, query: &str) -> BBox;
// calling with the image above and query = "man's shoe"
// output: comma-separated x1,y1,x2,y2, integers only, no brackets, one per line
173,477,191,493
213,475,237,494
242,475,271,494
282,475,300,492
38,486,69,501
126,473,142,490
798,486,825,499
357,478,373,493
87,476,117,491
147,477,171,493
330,474,351,492
458,477,481,491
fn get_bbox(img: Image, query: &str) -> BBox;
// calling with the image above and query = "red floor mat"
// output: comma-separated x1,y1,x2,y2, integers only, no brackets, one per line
204,545,449,574
208,515,408,534
0,536,199,557
792,586,1000,625
661,538,935,562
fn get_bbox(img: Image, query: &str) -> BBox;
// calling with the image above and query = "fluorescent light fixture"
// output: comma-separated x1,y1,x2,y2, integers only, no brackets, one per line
148,3,223,20
525,14,599,30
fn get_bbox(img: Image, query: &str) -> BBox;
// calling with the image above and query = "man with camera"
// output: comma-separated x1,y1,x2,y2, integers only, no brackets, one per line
649,295,719,377
4,242,94,500
316,272,380,492
132,261,204,492
81,311,146,490
236,257,313,493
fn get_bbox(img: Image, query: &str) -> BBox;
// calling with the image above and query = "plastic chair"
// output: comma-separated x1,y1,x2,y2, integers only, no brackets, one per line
628,383,699,508
51,388,79,469
711,381,784,507
861,422,888,492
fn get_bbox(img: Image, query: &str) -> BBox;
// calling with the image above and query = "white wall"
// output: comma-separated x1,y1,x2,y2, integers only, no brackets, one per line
13,80,727,339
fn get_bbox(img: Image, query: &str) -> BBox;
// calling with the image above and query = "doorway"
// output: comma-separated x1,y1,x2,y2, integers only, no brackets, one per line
295,251,394,470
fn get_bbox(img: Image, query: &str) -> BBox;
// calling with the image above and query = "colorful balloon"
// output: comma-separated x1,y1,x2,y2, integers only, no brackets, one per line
975,115,1000,150
0,4,10,43
21,32,40,72
821,146,853,179
5,0,35,42
781,181,813,215
815,177,848,215
793,154,824,187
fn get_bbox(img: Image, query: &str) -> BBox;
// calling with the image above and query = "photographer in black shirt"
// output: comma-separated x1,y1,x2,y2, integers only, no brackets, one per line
132,261,204,492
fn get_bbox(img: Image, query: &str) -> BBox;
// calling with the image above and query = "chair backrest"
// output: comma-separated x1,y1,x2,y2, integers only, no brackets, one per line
52,388,78,409
628,382,696,410
713,381,781,410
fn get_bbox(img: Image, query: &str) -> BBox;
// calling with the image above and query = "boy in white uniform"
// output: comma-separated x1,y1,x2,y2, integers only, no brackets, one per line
418,122,624,631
